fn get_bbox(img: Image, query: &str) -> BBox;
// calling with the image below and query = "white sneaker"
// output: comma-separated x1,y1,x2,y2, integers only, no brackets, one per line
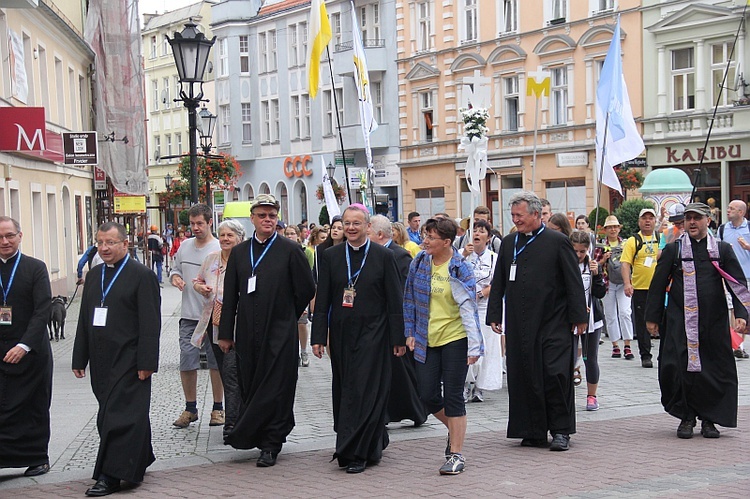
462,385,472,403
439,453,465,475
471,388,484,403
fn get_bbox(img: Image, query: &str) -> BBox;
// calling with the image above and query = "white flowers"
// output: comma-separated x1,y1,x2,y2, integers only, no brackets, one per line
459,107,490,140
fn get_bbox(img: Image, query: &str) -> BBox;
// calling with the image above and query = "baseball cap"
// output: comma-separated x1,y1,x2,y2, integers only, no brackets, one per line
276,220,286,229
639,208,657,218
251,194,280,211
683,202,711,218
603,215,621,227
668,204,685,223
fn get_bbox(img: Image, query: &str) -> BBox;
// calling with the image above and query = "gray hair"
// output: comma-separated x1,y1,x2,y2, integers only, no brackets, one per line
509,191,542,216
343,204,371,223
370,215,392,239
218,218,246,240
0,216,21,233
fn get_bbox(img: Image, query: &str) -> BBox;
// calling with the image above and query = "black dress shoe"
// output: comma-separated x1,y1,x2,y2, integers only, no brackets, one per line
642,358,653,368
520,438,548,448
24,463,50,477
257,450,278,467
85,478,121,497
549,434,570,451
701,420,721,439
345,460,366,474
677,418,696,439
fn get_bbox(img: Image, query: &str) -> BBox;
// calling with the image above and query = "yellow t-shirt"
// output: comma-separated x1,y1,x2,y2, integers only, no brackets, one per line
620,231,659,290
428,260,466,347
404,241,421,258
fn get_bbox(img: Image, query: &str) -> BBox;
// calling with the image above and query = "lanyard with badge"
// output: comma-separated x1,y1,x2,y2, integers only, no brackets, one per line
642,235,657,268
248,232,277,293
343,240,370,307
94,254,129,327
0,253,21,326
510,225,545,281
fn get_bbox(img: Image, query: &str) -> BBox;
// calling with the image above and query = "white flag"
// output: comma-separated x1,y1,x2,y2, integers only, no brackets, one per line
321,158,341,218
595,18,644,195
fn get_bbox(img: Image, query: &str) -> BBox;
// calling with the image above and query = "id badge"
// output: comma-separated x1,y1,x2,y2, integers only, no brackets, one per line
0,306,12,326
247,275,257,294
644,256,654,268
342,287,356,307
509,263,517,282
93,307,108,327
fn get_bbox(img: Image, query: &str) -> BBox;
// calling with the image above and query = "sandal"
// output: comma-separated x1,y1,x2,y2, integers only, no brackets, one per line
612,346,621,358
573,367,582,386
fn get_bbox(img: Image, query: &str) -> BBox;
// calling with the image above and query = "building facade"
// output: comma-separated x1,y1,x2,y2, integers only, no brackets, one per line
211,0,401,225
142,0,216,229
642,0,750,223
397,0,643,233
0,0,96,295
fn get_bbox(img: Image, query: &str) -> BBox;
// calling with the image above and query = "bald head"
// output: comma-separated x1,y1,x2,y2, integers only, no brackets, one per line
728,200,747,225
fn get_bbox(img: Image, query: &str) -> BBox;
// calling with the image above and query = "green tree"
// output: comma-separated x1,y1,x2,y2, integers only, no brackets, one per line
613,199,657,239
588,206,609,229
319,205,330,226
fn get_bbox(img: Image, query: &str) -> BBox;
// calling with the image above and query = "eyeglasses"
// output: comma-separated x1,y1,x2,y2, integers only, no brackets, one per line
96,239,126,247
253,212,278,220
423,235,446,242
343,221,364,228
0,232,19,241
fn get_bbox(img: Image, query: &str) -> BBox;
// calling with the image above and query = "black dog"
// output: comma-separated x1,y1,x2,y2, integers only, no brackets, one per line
49,296,67,341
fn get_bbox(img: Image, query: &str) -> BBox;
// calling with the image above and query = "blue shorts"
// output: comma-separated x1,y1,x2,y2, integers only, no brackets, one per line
179,318,218,371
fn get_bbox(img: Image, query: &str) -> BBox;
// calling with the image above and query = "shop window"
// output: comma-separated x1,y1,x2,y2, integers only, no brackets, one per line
545,178,585,216
414,188,445,219
672,47,695,111
500,174,522,233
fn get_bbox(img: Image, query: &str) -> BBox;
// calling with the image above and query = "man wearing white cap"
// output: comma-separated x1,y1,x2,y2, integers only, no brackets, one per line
620,207,659,368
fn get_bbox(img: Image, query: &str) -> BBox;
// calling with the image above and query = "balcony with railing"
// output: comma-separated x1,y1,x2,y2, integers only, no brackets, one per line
333,39,388,73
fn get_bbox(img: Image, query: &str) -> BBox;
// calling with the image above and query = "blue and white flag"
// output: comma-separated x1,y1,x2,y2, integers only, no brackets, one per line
595,17,644,195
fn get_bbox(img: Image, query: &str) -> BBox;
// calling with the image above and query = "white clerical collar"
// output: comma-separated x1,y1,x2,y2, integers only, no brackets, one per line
254,233,274,244
0,250,19,264
348,240,368,251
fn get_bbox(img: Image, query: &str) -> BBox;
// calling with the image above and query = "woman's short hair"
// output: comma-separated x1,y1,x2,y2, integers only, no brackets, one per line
548,213,573,237
423,217,458,243
473,219,493,234
218,218,246,240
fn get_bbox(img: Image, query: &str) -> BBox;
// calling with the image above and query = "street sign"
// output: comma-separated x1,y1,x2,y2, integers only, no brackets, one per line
94,166,107,190
63,132,98,165
113,194,146,214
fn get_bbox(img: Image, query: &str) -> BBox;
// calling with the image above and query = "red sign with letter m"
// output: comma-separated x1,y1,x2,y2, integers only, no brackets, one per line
0,107,46,152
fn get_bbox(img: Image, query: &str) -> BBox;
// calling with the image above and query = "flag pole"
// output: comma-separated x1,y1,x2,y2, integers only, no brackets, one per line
594,111,611,234
531,96,540,193
326,46,352,203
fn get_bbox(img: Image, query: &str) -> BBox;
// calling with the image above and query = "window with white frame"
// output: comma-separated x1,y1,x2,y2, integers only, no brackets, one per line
335,88,344,127
269,30,277,71
303,94,311,138
546,179,586,216
163,77,170,108
331,12,342,48
711,42,737,107
166,134,172,157
219,38,229,77
360,3,380,45
262,101,271,142
242,103,252,142
549,0,567,24
162,35,170,56
500,0,518,34
417,0,432,52
594,0,615,13
150,36,157,59
301,22,308,62
414,188,445,219
176,133,182,154
551,67,568,125
672,47,695,111
462,0,478,43
290,24,299,67
272,98,280,141
292,95,301,139
371,81,383,124
324,89,334,135
239,35,250,74
259,32,268,72
420,91,434,142
154,136,161,161
504,75,519,131
152,80,159,111
173,76,180,102
220,105,230,144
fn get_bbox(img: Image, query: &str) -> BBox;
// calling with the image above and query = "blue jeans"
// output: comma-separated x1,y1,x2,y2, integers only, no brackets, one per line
415,337,469,418
152,260,163,283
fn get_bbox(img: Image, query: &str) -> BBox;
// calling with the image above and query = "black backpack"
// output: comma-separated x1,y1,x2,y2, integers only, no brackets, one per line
633,232,660,260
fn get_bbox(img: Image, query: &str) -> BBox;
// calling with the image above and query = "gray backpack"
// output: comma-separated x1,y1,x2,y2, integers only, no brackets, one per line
606,245,624,285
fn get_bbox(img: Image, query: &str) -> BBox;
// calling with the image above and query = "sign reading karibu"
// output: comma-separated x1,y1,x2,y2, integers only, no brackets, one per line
63,132,98,165
0,107,46,152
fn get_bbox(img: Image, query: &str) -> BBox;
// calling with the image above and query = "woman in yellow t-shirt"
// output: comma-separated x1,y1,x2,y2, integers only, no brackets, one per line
392,221,421,257
403,217,483,476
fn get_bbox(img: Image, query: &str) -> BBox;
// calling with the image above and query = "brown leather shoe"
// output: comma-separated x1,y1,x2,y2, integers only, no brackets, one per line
173,410,198,428
209,410,225,426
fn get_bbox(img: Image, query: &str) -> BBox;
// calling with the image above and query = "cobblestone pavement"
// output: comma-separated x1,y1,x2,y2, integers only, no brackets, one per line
3,283,750,497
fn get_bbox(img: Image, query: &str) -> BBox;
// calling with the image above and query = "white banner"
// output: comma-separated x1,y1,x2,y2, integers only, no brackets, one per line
8,29,28,103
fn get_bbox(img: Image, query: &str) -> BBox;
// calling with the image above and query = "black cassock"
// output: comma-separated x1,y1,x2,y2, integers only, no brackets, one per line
486,228,587,439
0,254,52,469
312,242,405,465
73,257,160,483
645,238,747,427
219,235,315,453
385,242,427,425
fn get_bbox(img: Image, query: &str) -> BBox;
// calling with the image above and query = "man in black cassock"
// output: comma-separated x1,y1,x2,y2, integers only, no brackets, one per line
487,192,587,452
218,194,315,467
369,214,427,427
312,206,406,474
0,217,52,478
73,222,160,496
646,203,748,439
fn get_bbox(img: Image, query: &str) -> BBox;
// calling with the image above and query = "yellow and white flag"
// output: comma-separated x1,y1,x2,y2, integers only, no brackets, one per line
351,2,378,136
307,0,332,99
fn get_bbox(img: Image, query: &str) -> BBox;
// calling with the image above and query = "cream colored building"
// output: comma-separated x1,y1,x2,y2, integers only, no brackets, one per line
397,0,643,232
0,0,96,295
142,0,216,230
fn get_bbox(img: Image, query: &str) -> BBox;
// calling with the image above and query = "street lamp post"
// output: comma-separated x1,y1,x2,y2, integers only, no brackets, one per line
198,106,217,208
167,21,215,205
